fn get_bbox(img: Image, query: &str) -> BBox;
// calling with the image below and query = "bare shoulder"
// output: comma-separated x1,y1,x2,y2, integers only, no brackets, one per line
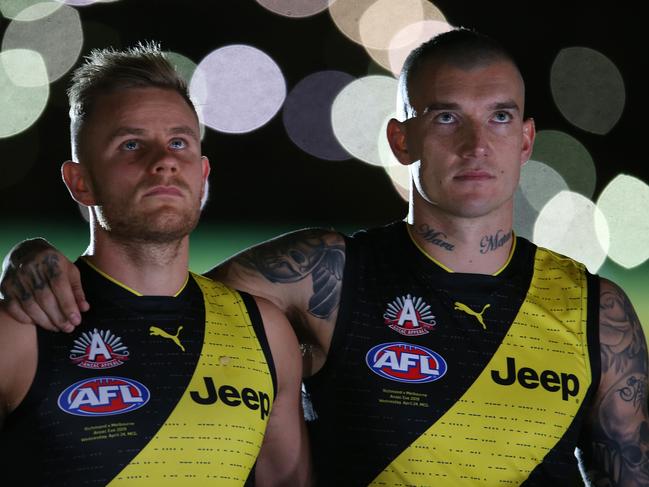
0,307,38,418
582,277,649,484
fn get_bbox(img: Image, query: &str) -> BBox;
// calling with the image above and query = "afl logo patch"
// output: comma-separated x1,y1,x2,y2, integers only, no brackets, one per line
58,377,150,417
366,342,447,383
69,328,129,369
384,294,436,336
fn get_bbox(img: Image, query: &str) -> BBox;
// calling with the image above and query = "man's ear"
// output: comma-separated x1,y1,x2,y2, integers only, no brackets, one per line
387,118,415,166
61,161,96,206
520,117,536,166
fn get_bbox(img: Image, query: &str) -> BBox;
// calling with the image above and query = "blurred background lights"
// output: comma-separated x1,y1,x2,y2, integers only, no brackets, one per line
0,48,49,138
255,0,331,18
387,19,452,75
531,130,596,199
2,3,83,83
533,190,609,273
0,0,59,19
55,0,121,6
519,160,569,212
551,47,625,135
283,70,353,161
331,74,397,166
358,0,447,73
190,45,286,134
165,51,205,139
9,1,62,21
597,175,649,269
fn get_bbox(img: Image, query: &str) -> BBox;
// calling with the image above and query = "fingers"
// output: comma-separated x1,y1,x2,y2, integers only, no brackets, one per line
1,249,83,333
1,297,34,325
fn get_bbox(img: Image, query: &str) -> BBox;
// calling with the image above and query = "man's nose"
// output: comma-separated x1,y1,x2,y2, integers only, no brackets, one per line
459,122,490,159
149,146,179,174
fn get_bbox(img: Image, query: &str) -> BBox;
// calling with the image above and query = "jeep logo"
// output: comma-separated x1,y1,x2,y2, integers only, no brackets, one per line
190,377,271,419
491,357,580,401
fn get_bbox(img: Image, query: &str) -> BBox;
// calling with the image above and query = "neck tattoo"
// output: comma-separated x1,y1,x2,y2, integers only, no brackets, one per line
416,224,455,251
479,229,512,254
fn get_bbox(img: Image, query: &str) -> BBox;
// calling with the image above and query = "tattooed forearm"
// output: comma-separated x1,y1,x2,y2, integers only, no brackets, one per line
415,224,455,251
479,229,512,254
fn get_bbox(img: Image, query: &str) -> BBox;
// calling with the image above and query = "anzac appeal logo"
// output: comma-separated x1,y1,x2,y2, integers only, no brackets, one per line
70,328,129,369
366,342,447,383
58,376,150,417
384,294,436,336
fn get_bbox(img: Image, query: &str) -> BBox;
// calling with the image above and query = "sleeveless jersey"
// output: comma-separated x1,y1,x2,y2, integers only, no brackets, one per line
304,221,600,486
1,259,276,486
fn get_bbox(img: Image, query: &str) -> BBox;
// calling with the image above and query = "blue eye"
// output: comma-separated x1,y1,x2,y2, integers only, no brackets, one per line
169,139,186,150
122,140,139,151
493,111,513,123
435,112,456,124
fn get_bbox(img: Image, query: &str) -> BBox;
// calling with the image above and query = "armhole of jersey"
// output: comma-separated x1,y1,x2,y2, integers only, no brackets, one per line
5,328,50,425
305,234,355,385
240,291,278,400
585,273,602,404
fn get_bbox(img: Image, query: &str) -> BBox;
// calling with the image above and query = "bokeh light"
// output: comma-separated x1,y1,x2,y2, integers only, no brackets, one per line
597,175,649,269
519,160,569,212
551,47,625,135
533,190,609,273
165,51,206,140
255,0,331,18
387,19,452,75
56,0,121,6
0,0,61,19
513,188,538,242
0,48,49,138
331,74,397,165
190,45,286,134
2,3,83,83
359,0,447,73
531,130,596,199
283,70,353,161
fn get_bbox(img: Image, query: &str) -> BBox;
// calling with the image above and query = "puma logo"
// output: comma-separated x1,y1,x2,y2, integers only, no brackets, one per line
454,302,490,330
149,325,185,352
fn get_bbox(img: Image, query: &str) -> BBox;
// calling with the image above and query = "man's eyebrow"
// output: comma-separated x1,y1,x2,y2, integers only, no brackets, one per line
420,100,521,115
108,125,200,141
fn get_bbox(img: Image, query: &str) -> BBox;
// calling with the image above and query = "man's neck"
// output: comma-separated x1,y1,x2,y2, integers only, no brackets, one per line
407,206,515,275
84,231,190,296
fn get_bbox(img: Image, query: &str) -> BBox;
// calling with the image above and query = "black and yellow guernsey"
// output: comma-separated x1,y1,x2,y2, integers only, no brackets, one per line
304,221,600,486
2,258,276,486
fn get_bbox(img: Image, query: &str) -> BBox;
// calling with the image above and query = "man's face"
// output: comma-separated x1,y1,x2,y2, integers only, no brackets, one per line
401,59,535,220
77,87,209,243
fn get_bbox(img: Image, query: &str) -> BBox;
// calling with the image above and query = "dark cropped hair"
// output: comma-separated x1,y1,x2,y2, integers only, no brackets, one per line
68,41,196,160
398,28,522,119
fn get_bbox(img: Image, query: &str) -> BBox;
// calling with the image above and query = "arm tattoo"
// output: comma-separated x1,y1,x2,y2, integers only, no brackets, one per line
586,280,649,485
415,224,455,251
479,229,512,254
237,231,344,320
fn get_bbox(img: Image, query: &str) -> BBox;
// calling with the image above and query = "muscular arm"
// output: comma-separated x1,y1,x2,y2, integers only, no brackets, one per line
583,278,649,485
208,229,346,375
254,298,311,487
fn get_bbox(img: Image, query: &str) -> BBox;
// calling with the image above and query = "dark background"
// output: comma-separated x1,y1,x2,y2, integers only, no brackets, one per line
1,1,647,322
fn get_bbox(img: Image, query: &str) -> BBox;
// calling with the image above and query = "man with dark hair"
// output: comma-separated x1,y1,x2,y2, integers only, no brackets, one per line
0,43,310,486
3,29,648,485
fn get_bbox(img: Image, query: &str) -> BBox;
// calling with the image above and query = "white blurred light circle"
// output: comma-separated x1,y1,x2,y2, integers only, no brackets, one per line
190,45,286,134
165,51,205,139
2,3,83,83
387,20,452,75
56,0,120,5
519,160,569,212
533,191,609,273
255,0,332,18
283,70,353,161
12,1,62,20
531,130,596,199
0,49,49,138
597,175,649,269
332,75,398,165
329,0,376,46
359,0,425,50
551,47,625,135
0,0,60,19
